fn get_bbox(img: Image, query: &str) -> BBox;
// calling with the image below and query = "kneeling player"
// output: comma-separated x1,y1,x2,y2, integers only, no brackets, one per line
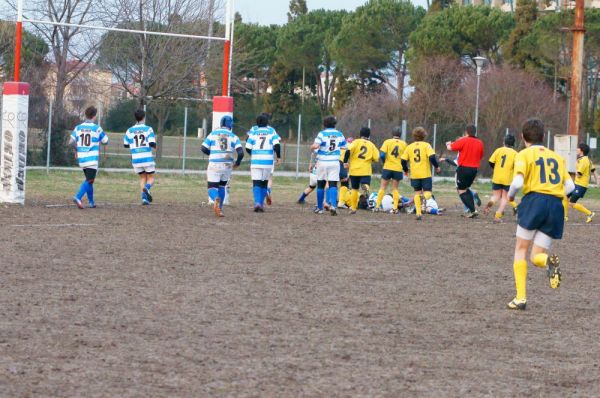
376,127,407,213
123,109,157,205
564,143,598,223
401,127,440,220
506,119,574,310
484,134,518,222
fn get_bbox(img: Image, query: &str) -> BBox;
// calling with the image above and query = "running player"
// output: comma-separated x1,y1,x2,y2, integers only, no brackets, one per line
201,115,244,217
484,134,518,222
246,114,281,212
506,118,575,310
123,109,157,205
375,126,407,213
343,127,379,214
310,116,347,215
564,143,598,223
69,106,109,209
401,127,440,220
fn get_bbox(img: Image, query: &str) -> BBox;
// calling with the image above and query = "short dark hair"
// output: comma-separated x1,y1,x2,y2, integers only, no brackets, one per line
134,109,145,122
504,134,515,147
465,125,477,137
412,127,427,141
392,126,402,137
323,115,337,129
85,106,97,120
521,118,545,145
256,114,269,127
578,143,590,156
360,127,370,138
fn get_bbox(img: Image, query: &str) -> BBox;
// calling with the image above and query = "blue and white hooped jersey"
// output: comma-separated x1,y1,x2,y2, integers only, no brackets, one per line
246,126,281,168
202,128,242,164
123,123,156,168
314,129,347,163
70,121,109,169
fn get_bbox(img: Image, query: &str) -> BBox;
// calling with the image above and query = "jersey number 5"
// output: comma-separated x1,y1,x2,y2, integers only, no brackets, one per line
536,157,560,184
328,138,336,151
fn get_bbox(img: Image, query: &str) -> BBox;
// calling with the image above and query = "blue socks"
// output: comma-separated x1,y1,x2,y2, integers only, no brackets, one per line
316,188,325,210
261,188,268,205
299,192,308,202
86,182,94,204
145,182,152,191
253,186,262,206
76,181,88,200
218,187,226,208
208,187,219,202
328,187,338,209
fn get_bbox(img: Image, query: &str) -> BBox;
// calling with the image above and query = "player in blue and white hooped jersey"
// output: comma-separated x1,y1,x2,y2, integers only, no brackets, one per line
123,109,157,205
69,106,109,209
246,114,281,212
201,115,244,217
310,115,348,216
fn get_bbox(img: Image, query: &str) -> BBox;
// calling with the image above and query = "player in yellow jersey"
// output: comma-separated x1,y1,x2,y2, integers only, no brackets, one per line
375,127,407,213
564,143,598,223
400,127,441,220
337,139,352,208
343,127,379,214
484,134,518,222
506,119,575,310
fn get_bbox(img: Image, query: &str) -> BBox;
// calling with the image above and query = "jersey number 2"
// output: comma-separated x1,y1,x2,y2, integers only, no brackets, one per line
358,146,368,159
536,157,560,184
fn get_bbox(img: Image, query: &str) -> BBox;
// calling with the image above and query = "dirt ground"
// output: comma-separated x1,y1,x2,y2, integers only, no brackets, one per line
1,197,600,397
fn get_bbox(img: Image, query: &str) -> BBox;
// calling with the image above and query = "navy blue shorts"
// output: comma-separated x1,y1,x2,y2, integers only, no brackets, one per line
492,183,510,191
339,161,348,180
518,192,564,239
410,177,433,192
381,169,403,181
568,184,587,203
350,175,371,190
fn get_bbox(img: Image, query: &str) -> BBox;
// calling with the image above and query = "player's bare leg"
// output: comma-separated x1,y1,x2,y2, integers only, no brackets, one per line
142,173,154,203
266,176,273,205
530,239,561,289
484,189,501,215
494,190,510,222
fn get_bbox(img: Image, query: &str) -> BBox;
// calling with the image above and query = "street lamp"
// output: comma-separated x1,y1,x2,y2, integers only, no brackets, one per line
473,55,487,131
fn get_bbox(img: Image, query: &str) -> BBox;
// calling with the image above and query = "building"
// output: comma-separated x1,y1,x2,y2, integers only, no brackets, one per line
456,0,600,11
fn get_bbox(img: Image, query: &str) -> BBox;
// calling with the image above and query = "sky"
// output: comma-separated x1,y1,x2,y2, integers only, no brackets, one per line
236,0,429,26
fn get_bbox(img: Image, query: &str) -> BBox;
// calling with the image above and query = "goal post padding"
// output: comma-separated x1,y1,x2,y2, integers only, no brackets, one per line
212,96,233,132
554,134,578,174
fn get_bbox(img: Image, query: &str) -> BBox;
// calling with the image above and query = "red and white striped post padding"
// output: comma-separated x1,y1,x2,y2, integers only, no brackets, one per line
1,82,30,204
212,96,233,132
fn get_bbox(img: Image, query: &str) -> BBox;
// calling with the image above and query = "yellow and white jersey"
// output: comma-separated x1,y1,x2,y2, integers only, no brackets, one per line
380,138,407,172
514,145,570,198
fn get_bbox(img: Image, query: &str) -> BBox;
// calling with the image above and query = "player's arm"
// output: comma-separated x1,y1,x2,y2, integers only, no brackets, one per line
508,173,524,202
148,128,157,149
274,143,281,165
123,132,131,149
371,144,380,163
488,150,496,169
245,136,255,155
446,137,462,152
201,136,212,156
428,146,441,173
310,134,322,151
69,130,77,145
233,140,244,168
400,150,409,174
99,128,109,145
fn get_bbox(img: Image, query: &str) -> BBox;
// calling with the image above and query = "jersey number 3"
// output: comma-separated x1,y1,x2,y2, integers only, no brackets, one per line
536,157,560,184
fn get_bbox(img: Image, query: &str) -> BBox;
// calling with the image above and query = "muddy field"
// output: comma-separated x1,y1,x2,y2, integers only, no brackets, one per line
1,198,600,396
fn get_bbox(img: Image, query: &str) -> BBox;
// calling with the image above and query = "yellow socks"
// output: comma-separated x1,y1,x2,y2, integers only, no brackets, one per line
376,189,385,209
414,194,422,216
423,191,432,200
351,189,360,211
532,253,548,268
563,197,569,220
513,259,528,301
572,203,592,216
495,211,503,220
509,200,517,209
338,186,348,206
392,190,399,210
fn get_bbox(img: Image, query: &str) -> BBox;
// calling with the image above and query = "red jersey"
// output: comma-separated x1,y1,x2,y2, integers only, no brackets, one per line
450,136,484,168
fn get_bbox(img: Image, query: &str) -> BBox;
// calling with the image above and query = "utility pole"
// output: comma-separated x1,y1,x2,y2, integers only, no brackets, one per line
568,0,585,138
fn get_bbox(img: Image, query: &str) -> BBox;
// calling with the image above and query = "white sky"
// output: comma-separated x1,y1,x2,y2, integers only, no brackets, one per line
236,0,429,25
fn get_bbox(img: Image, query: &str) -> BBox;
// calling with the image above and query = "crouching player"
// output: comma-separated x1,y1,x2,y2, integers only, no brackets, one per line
344,127,379,214
123,109,157,205
484,134,518,222
201,116,244,217
400,127,440,220
69,106,109,209
376,127,407,213
564,143,598,223
506,119,575,310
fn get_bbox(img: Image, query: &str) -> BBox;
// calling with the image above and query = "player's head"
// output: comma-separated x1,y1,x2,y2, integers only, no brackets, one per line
256,114,269,127
521,118,545,145
323,115,337,129
220,115,233,129
504,134,515,148
85,106,97,120
134,109,145,122
360,127,371,138
392,126,402,138
465,124,477,137
578,143,590,156
412,127,427,142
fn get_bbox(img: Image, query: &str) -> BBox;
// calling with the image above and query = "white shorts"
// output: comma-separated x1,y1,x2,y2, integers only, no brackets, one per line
134,165,156,174
316,162,340,182
251,167,272,181
309,173,318,188
207,162,233,183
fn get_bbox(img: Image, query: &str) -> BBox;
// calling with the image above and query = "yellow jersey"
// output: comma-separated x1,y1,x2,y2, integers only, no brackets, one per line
575,155,595,188
339,148,347,163
514,145,570,198
489,146,517,186
347,138,379,176
400,141,435,179
380,138,407,172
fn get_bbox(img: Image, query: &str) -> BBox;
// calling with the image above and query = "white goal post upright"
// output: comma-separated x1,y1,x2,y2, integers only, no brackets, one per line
212,0,235,131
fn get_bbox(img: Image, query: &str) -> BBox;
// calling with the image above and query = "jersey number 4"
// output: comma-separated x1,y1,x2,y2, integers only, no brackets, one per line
391,146,400,158
536,157,560,184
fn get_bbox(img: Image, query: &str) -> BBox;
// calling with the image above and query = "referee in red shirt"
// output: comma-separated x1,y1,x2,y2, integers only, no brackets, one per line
446,125,484,218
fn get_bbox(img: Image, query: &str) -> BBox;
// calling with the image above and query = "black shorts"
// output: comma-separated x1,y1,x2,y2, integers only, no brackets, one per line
568,185,587,203
410,177,432,192
456,166,478,190
381,169,403,181
83,168,97,181
518,192,564,239
492,183,510,191
339,161,348,180
350,175,371,190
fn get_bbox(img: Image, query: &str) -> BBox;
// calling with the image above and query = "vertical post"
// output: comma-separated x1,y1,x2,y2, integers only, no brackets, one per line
587,132,590,145
547,130,551,149
475,66,481,130
296,114,302,179
506,128,509,136
368,119,371,129
401,120,407,141
46,101,52,173
568,0,585,138
182,107,188,174
227,0,235,97
13,0,23,81
222,0,232,97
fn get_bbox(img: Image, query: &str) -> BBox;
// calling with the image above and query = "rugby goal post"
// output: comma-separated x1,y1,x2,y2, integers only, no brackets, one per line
1,0,235,204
